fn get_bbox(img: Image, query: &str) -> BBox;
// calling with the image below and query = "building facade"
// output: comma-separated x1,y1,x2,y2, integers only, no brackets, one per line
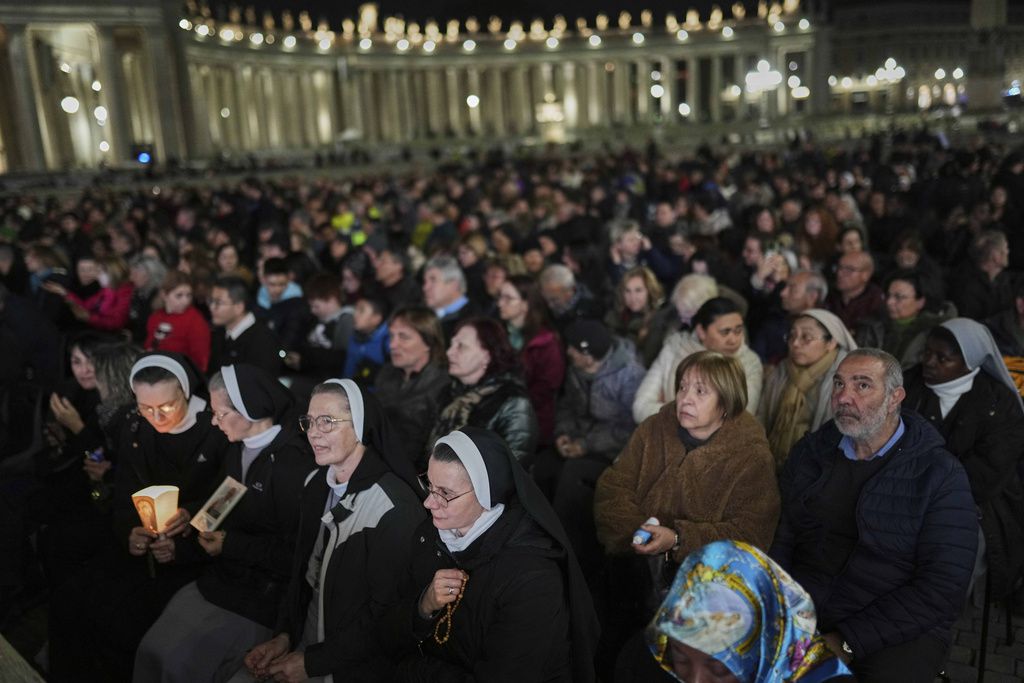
0,0,1019,173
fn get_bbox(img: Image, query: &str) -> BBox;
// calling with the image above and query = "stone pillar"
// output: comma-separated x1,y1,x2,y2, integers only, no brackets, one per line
466,66,481,136
735,54,749,121
425,68,443,136
587,61,602,127
967,0,1007,112
486,66,505,136
688,56,701,121
710,56,723,123
611,61,628,124
809,27,832,115
562,62,579,129
95,27,132,161
4,24,46,170
636,61,649,123
659,56,675,120
445,66,462,137
511,66,530,134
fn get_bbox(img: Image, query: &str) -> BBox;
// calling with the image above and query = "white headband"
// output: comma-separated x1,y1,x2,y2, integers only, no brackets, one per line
434,430,491,509
324,378,364,442
130,355,190,397
220,365,254,421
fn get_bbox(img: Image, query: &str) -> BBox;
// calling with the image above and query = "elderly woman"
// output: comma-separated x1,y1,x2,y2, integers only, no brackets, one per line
48,351,231,683
903,319,1024,601
633,297,763,424
387,427,599,682
427,317,539,463
596,351,779,639
616,540,852,683
239,379,424,683
759,309,858,467
855,270,950,369
134,363,315,683
374,306,451,465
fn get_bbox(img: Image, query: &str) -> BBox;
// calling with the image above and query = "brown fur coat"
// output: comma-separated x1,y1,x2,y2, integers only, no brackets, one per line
594,403,780,562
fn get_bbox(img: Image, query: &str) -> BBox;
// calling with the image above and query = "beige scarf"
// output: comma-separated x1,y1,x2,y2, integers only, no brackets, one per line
767,348,838,467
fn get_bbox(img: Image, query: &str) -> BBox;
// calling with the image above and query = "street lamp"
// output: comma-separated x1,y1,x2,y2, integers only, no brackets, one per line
745,60,782,126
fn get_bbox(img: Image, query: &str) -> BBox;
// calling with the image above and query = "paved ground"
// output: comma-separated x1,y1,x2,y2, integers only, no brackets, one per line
943,597,1024,682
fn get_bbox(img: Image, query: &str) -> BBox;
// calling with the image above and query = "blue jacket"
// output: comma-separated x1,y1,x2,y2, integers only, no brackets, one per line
770,411,977,658
344,323,389,385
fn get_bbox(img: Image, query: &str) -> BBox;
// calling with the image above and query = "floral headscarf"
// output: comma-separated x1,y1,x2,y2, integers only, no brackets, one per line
647,540,851,682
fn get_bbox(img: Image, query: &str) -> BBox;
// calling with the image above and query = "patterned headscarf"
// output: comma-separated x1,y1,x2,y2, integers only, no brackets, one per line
647,540,851,683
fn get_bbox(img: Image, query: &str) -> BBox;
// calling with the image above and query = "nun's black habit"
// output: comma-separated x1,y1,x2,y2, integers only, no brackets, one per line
48,351,232,683
390,427,599,683
276,378,426,682
134,363,318,682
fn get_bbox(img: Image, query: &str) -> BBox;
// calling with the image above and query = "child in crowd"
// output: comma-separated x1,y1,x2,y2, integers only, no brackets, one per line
344,294,390,385
144,270,211,372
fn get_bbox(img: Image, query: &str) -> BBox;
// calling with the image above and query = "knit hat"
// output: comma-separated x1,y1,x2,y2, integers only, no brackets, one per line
565,319,613,359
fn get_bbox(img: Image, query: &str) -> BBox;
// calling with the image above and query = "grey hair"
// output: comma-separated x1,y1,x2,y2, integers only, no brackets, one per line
539,263,576,289
844,348,903,394
670,274,718,315
310,382,352,413
208,371,226,394
971,230,1008,266
128,254,168,295
424,255,467,294
795,269,829,304
608,219,642,244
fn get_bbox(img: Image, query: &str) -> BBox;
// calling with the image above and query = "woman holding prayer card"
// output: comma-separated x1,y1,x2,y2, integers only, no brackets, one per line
236,379,424,683
48,351,230,683
384,427,599,683
134,363,315,682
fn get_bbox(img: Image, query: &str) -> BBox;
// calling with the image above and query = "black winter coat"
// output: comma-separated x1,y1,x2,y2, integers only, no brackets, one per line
390,506,573,683
770,412,977,658
278,449,425,680
433,373,539,463
210,317,284,377
904,368,1024,598
375,361,450,468
195,427,316,628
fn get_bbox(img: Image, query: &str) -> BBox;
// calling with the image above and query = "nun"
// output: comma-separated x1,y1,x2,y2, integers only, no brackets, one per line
134,363,315,682
48,351,231,683
388,427,599,683
236,378,425,683
904,318,1024,600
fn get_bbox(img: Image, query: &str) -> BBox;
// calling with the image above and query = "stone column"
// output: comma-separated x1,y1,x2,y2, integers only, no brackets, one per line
95,26,132,161
659,56,675,120
486,66,505,136
688,56,701,121
612,61,628,124
710,55,723,123
562,62,578,129
466,66,481,136
445,66,462,137
4,24,46,170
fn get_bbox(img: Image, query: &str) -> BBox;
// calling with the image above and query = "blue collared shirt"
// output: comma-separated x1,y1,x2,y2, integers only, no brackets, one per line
839,418,905,461
435,295,468,319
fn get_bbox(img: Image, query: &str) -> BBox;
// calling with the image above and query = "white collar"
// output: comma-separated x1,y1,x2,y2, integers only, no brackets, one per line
438,504,505,553
926,367,981,419
242,424,281,449
226,312,256,340
168,395,207,434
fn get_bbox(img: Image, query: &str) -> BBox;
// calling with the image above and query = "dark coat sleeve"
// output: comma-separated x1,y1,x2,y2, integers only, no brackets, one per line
835,459,978,657
486,396,539,463
220,444,314,577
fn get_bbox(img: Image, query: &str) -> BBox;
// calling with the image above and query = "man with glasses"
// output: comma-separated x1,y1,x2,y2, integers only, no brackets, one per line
209,276,285,377
826,251,884,331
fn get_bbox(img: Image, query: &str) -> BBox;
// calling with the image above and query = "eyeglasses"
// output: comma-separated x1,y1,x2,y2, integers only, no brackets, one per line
210,408,236,422
785,332,829,346
298,414,352,433
137,395,185,420
418,473,472,508
207,298,235,309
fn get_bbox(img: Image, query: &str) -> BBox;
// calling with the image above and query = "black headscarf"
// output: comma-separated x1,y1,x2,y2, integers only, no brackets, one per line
220,363,294,423
433,426,599,683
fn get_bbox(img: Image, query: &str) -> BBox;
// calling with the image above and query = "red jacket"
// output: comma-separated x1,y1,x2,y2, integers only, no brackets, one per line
520,327,565,446
146,306,212,372
67,282,134,331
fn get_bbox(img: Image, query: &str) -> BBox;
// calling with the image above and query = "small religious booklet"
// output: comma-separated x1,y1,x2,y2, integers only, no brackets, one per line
131,485,180,533
190,476,247,532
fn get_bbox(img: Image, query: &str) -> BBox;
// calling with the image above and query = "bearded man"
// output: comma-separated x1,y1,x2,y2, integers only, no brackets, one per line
770,348,977,683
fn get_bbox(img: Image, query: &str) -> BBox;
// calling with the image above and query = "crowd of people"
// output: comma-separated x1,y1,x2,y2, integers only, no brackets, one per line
2,131,1024,682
